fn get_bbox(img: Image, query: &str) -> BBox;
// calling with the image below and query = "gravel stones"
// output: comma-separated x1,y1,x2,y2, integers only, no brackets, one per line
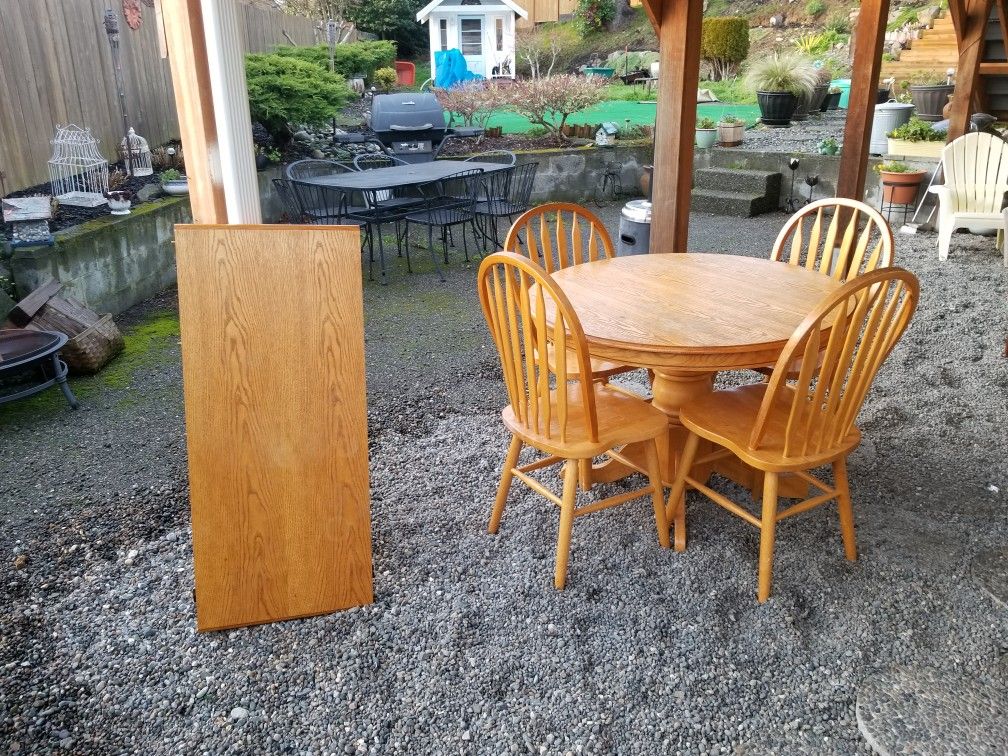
972,548,1008,609
856,667,1008,755
1,210,1006,754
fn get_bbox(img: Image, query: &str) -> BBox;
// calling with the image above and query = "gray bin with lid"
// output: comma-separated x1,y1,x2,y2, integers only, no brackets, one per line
618,200,652,256
871,101,915,155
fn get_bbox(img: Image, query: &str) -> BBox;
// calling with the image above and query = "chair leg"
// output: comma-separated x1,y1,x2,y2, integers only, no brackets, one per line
577,459,592,491
666,431,700,552
833,457,857,561
375,222,388,285
426,223,445,282
937,223,953,262
462,222,470,262
490,435,522,534
554,459,579,590
643,439,670,549
757,472,779,603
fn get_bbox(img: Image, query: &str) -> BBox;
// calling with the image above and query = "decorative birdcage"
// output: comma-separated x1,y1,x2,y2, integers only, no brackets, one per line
48,124,109,207
119,128,152,176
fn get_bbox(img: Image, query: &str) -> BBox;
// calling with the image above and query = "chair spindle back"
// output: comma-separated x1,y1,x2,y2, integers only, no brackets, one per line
477,252,599,444
504,203,615,272
751,267,919,459
942,131,1008,212
772,198,893,281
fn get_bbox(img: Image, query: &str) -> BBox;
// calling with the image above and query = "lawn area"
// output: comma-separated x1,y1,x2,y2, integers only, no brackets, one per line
476,99,761,135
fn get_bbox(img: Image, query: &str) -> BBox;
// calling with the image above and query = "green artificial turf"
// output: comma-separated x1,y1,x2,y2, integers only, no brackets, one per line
465,100,761,135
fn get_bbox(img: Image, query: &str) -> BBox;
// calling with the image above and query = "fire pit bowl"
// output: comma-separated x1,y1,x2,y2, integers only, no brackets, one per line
0,329,78,409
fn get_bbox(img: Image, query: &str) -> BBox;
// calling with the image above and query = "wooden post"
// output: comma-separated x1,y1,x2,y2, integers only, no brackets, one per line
648,0,703,254
947,0,996,140
836,0,891,201
159,0,228,223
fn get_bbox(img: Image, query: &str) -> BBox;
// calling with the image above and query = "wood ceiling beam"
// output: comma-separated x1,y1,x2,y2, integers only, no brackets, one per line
640,0,661,34
837,0,891,201
648,0,703,254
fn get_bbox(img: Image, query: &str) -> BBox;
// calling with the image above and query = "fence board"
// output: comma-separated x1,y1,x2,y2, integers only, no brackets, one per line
1,0,317,191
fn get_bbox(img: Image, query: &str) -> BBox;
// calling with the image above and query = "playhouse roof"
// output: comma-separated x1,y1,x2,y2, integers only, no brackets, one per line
416,0,529,23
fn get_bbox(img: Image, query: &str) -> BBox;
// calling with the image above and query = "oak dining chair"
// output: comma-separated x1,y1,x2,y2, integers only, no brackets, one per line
666,267,919,602
504,203,636,384
477,252,671,589
771,197,894,281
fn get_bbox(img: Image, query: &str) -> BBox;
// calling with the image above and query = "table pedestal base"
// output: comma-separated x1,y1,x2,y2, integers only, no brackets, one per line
586,369,807,549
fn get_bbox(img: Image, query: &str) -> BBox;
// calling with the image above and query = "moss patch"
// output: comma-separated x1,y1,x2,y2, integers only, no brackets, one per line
100,310,180,389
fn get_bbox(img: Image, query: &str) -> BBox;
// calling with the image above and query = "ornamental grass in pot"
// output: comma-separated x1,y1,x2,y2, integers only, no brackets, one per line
746,52,817,127
810,65,832,112
875,161,927,204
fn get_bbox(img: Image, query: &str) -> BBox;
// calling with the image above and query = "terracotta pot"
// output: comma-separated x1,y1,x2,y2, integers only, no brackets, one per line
639,165,653,198
942,94,954,120
879,170,926,204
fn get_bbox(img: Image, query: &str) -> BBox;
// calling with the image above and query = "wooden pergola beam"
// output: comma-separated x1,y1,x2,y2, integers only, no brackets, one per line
837,0,891,201
947,0,996,140
647,0,703,253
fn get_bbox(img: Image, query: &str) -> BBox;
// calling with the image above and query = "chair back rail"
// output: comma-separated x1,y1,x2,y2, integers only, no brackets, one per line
942,131,1008,212
290,180,350,225
751,267,919,459
771,197,894,281
477,252,598,444
353,153,408,171
504,203,615,272
285,159,356,181
271,178,304,222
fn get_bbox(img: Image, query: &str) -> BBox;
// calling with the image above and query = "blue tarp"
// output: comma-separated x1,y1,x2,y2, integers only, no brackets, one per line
434,49,483,88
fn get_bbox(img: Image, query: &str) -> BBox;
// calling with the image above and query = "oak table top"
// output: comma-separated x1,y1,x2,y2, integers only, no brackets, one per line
546,253,842,372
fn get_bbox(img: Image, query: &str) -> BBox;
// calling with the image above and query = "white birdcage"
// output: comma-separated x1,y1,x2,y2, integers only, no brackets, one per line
47,124,109,207
119,128,152,176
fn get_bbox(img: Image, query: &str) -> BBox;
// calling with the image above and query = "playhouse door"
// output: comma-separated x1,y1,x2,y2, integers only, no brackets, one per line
459,17,484,76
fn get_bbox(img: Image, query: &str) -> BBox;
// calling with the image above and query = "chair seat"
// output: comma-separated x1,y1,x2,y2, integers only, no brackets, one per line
473,200,523,217
405,207,474,226
680,383,861,473
502,383,667,458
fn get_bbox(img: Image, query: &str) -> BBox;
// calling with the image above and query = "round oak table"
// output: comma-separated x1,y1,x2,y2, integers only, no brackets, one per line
547,253,842,548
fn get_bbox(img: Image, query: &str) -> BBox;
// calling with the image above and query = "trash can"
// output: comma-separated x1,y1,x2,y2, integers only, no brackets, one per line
871,101,914,155
832,79,852,109
618,200,652,256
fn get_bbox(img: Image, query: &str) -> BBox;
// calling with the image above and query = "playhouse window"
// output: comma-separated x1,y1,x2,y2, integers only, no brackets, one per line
495,18,503,51
439,19,448,50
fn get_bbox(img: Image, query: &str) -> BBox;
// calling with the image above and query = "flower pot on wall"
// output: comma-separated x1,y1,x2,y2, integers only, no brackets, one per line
717,121,745,146
826,91,842,110
886,138,945,159
162,178,189,196
639,165,653,198
809,83,829,113
879,170,927,204
909,84,954,121
792,93,810,122
695,128,718,148
757,91,798,127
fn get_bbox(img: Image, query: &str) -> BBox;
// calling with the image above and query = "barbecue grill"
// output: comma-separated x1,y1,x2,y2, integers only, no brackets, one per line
368,93,481,163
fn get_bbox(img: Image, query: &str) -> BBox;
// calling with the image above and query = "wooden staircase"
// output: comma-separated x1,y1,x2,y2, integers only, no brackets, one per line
881,13,959,82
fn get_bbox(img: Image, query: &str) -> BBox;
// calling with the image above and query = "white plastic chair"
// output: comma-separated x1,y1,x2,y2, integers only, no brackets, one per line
929,131,1008,261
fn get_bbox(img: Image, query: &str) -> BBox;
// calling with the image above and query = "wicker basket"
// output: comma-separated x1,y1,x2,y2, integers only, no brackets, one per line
63,314,124,374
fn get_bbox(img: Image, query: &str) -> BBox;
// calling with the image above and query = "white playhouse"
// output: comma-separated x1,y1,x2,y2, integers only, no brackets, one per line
417,0,528,81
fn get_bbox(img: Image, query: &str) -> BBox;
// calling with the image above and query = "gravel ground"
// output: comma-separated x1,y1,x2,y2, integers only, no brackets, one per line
1,207,1006,755
740,110,847,156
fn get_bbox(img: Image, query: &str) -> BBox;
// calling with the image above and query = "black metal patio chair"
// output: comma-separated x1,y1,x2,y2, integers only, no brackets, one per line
402,168,485,281
474,162,538,249
290,180,377,279
272,178,305,222
285,159,356,181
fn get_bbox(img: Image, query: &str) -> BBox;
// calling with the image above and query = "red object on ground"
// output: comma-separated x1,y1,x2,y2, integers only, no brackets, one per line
394,61,415,86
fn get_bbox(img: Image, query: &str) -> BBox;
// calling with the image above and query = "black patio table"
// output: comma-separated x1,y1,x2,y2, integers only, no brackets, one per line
301,159,510,192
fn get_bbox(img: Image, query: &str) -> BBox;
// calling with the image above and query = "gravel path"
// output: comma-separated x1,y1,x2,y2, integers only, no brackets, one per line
739,110,848,155
1,208,1006,755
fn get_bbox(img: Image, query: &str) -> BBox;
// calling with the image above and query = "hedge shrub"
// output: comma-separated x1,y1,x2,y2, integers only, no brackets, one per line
270,41,396,82
245,54,355,138
701,17,750,81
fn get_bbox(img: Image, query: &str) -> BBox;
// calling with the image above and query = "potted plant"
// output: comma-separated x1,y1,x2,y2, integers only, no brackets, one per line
825,86,843,110
817,137,840,156
907,73,954,121
811,65,832,112
875,161,927,204
887,117,946,158
717,115,745,146
745,52,817,127
160,168,189,196
695,117,718,148
106,190,132,216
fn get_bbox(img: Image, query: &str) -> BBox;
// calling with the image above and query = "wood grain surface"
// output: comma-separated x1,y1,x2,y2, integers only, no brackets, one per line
175,224,372,631
545,253,842,370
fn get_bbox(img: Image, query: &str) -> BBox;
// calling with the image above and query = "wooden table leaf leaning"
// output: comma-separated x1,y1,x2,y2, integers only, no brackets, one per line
175,225,373,631
542,253,843,549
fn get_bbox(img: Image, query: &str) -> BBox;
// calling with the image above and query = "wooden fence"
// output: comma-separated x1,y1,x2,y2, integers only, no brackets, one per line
0,0,318,193
517,0,579,25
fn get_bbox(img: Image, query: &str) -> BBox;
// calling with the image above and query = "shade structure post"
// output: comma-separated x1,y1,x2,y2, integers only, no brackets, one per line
648,0,704,254
947,0,996,141
837,0,891,201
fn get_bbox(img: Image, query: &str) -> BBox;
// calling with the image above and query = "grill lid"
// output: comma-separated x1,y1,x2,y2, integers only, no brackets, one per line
370,93,447,135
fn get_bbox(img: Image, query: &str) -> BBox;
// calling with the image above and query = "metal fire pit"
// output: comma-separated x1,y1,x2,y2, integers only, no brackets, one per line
0,329,78,409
